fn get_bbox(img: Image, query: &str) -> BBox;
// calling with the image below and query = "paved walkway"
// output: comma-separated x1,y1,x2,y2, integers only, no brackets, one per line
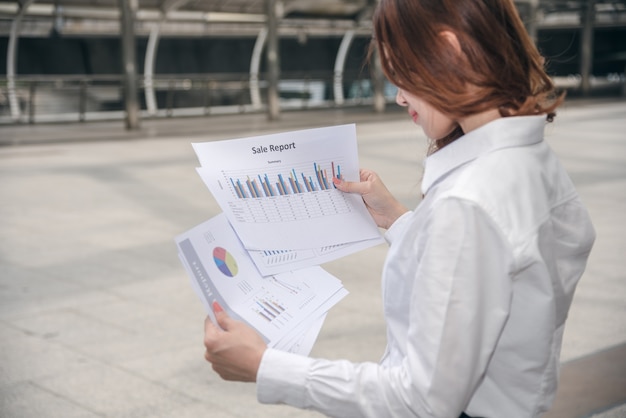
1,99,625,417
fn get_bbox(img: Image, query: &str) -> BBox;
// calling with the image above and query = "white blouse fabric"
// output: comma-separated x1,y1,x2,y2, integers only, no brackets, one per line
256,115,596,418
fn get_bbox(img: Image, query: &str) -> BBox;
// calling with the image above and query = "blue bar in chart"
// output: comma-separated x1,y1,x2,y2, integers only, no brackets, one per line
229,162,342,199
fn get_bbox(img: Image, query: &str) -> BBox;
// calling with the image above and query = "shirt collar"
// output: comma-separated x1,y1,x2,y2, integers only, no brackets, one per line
421,115,546,195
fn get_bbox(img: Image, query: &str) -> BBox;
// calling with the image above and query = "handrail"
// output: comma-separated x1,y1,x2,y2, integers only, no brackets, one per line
0,71,390,125
2,71,623,125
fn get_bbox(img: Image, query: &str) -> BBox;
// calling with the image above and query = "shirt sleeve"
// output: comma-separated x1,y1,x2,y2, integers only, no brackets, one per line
257,197,514,418
384,210,413,244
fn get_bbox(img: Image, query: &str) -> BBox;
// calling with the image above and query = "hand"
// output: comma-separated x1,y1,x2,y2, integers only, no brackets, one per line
333,169,408,229
204,301,267,382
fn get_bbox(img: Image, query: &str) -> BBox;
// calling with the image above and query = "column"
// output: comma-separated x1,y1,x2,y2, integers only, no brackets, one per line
265,0,281,120
580,0,596,96
334,30,355,106
371,46,386,113
119,0,140,130
7,0,35,122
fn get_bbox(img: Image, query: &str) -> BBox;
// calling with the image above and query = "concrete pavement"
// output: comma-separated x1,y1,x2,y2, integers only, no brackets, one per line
0,99,625,417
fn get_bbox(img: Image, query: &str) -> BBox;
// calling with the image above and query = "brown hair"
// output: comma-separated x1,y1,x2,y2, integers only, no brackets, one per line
372,0,563,133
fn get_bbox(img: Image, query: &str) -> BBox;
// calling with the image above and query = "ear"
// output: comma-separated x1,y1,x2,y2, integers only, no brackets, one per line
440,30,462,55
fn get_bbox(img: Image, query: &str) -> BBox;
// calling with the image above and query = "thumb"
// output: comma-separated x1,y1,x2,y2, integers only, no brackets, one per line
212,301,232,330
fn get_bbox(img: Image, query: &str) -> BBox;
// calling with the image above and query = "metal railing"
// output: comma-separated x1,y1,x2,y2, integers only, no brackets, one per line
2,71,624,125
0,71,397,125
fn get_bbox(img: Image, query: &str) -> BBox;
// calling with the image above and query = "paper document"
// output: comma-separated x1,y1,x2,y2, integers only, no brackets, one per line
192,124,383,252
247,238,383,276
175,213,348,355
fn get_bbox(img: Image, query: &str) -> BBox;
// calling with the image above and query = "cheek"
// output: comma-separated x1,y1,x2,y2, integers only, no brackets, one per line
423,113,455,139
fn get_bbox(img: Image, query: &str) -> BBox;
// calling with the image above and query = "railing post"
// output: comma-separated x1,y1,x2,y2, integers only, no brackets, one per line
303,74,310,109
166,79,174,117
79,79,87,122
203,78,211,115
623,64,626,97
239,75,245,113
28,81,36,124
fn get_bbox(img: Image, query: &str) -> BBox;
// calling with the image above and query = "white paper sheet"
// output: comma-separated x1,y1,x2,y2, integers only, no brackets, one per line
279,313,327,355
247,237,384,276
192,124,382,251
175,213,348,353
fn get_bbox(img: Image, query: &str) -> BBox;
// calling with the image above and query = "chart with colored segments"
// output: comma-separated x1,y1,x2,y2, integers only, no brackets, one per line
213,247,238,277
175,213,348,353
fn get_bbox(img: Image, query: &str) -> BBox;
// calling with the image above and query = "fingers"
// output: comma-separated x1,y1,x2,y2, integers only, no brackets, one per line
204,315,220,352
334,169,409,229
333,176,372,196
202,310,267,382
204,302,236,353
204,302,228,352
333,168,380,195
359,168,377,181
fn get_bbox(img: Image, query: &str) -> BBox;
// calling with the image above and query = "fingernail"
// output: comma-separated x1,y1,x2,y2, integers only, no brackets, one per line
212,301,223,313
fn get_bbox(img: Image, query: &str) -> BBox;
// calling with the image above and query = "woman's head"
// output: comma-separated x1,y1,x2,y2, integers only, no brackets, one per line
372,0,562,124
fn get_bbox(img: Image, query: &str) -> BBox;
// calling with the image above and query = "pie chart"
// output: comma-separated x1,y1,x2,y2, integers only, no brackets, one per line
213,247,238,277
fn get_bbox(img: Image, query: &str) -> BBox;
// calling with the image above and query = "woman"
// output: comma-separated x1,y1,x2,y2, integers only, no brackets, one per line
203,0,595,416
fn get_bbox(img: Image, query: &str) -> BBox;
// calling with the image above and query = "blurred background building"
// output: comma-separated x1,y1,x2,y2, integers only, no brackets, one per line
0,0,625,127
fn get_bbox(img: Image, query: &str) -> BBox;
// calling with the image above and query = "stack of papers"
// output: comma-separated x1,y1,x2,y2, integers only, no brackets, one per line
175,124,384,355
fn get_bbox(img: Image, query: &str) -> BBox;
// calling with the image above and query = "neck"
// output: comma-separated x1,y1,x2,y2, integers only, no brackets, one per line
458,109,502,134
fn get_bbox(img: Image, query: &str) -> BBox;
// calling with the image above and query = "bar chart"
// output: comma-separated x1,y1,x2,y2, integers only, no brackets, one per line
253,296,287,323
218,159,353,224
227,160,342,199
248,288,296,328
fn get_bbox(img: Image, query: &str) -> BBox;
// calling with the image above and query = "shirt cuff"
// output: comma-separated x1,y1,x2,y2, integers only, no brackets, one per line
384,210,413,245
257,348,314,407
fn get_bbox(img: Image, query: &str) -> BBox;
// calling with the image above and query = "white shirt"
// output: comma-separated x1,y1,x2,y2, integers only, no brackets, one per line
256,115,595,418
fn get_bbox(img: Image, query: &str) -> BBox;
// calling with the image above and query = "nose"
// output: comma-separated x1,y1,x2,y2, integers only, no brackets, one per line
396,89,407,107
